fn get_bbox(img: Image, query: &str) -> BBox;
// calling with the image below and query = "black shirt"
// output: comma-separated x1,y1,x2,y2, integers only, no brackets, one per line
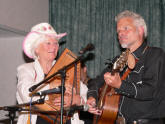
87,41,165,121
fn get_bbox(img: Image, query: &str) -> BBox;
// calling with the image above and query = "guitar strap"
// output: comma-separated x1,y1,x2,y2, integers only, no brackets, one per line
121,45,149,80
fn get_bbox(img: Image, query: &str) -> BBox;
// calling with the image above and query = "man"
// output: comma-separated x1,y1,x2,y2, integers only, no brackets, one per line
86,10,165,124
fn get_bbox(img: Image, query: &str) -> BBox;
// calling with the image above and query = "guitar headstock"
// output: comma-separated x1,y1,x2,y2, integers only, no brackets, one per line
112,49,129,73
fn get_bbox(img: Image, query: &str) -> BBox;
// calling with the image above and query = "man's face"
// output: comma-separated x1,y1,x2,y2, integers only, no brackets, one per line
117,17,141,49
36,36,59,62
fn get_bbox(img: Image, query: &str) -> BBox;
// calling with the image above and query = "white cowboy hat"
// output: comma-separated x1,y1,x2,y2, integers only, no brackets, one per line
23,22,67,59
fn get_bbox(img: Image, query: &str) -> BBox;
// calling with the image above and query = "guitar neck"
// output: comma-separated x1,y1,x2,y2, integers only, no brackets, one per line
97,84,109,109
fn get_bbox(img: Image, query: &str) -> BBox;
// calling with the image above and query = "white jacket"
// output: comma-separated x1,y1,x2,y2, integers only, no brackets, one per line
16,59,88,124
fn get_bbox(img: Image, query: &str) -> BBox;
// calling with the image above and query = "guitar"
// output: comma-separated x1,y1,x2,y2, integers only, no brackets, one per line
93,49,130,124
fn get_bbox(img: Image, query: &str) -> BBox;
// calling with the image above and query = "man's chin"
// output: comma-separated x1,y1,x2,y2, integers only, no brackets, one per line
119,40,127,48
121,44,128,48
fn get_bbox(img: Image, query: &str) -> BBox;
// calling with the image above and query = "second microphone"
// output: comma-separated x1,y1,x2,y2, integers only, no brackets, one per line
32,86,65,96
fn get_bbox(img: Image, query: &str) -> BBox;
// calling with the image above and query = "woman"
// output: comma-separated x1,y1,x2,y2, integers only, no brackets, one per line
16,23,87,124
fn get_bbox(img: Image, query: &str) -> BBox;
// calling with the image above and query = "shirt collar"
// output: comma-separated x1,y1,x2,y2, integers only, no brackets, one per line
132,41,148,60
34,59,56,75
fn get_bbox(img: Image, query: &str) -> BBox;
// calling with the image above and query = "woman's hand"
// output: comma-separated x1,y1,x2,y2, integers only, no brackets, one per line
65,84,75,95
53,85,82,107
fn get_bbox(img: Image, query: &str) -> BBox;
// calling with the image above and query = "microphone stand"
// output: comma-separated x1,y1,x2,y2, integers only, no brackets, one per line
59,70,66,124
55,56,84,124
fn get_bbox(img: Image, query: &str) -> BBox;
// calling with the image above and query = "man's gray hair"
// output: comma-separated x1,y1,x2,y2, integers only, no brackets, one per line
115,10,147,38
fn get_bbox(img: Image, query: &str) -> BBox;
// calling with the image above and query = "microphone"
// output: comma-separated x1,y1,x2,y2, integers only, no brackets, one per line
59,40,66,46
79,43,95,54
32,86,65,96
29,84,39,92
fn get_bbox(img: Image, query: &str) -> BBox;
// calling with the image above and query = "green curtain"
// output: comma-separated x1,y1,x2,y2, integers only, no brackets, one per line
49,0,165,78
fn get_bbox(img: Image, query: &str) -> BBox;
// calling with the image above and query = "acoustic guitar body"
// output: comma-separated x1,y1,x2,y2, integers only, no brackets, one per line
93,87,120,124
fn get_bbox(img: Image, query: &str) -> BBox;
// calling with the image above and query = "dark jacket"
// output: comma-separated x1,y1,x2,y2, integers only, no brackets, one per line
87,41,165,121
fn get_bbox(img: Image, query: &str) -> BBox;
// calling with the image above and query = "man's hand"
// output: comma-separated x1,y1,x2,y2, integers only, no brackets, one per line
104,72,122,89
86,97,102,115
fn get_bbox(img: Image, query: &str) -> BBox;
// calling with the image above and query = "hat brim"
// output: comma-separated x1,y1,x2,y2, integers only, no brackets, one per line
48,32,67,40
